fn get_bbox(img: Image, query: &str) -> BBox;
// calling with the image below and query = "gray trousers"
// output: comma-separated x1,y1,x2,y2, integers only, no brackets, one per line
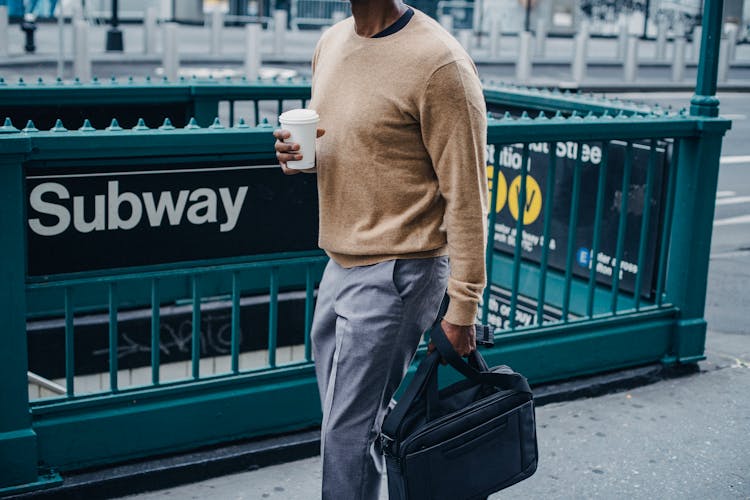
311,256,450,500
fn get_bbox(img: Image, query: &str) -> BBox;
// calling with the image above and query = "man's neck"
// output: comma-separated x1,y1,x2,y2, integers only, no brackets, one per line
350,0,408,38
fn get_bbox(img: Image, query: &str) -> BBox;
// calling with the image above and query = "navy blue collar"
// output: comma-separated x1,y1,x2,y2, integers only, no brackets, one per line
372,7,414,38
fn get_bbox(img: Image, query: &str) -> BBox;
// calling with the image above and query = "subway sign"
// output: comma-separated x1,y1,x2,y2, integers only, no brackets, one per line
25,161,320,276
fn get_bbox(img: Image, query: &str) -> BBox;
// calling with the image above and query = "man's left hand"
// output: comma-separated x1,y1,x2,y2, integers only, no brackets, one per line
428,319,476,359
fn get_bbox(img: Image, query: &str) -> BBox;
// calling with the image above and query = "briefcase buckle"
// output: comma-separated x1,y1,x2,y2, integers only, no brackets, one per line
379,433,395,456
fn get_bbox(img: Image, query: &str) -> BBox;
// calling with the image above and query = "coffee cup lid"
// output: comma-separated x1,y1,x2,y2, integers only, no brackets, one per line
279,108,320,125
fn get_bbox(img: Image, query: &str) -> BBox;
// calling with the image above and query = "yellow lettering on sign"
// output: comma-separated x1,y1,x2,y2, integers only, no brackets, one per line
508,175,542,224
486,165,508,213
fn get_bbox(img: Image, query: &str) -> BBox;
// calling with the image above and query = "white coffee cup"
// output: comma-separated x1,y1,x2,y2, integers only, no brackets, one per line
278,108,320,170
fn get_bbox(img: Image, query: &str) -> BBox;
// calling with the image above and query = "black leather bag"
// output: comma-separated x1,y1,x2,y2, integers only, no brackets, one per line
379,320,538,500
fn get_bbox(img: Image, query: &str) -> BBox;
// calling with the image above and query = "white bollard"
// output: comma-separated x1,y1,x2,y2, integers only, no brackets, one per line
617,18,628,60
159,0,172,21
534,18,546,58
624,35,638,82
717,37,730,83
671,35,686,82
244,23,261,80
210,9,223,56
725,23,739,62
73,20,91,82
489,16,501,59
515,31,532,84
273,10,287,55
162,22,179,81
458,29,471,52
655,17,667,60
72,3,83,21
690,26,702,63
56,6,64,78
0,6,8,58
439,14,453,34
572,22,589,83
143,6,157,55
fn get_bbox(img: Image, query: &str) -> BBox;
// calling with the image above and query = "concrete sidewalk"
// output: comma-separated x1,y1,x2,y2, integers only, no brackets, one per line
114,327,750,500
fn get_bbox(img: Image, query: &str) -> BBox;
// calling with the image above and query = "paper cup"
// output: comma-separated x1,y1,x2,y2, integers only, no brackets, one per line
278,108,320,170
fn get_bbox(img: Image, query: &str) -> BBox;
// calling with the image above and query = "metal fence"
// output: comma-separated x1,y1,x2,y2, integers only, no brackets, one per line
0,80,731,492
436,0,476,31
289,0,351,29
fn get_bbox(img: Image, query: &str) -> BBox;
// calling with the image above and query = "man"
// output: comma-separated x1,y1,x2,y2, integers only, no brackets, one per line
273,0,488,497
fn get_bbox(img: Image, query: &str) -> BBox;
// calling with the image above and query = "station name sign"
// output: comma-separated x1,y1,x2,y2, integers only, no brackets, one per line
25,161,320,276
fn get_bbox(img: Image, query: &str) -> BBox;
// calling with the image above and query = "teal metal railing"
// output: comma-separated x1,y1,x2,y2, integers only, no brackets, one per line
0,106,729,491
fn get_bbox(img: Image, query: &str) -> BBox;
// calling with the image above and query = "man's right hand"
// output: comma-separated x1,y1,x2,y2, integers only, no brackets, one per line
273,128,325,175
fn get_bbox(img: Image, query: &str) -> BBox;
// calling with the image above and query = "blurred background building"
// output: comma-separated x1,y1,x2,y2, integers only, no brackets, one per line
0,0,746,40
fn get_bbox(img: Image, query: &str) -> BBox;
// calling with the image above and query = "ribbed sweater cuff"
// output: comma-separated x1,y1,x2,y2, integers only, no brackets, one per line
444,298,479,326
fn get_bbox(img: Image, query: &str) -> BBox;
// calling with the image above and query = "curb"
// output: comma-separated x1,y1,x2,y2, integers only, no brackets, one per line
7,360,700,500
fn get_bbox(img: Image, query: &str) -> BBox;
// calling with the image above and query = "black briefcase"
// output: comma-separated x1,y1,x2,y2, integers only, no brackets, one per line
379,320,538,500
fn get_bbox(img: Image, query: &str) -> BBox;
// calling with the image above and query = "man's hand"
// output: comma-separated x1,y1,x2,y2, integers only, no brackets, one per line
273,128,326,175
428,319,477,359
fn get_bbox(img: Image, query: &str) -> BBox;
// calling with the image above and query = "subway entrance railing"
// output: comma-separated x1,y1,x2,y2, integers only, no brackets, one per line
0,83,731,494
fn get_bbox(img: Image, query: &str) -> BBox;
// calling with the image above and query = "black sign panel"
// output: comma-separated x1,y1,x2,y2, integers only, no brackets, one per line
489,140,668,298
25,160,320,276
480,284,570,330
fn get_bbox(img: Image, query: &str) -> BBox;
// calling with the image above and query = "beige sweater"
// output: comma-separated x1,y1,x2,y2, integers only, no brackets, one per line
308,9,488,326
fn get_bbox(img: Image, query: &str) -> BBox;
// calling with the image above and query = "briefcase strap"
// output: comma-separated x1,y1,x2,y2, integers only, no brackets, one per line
381,350,442,448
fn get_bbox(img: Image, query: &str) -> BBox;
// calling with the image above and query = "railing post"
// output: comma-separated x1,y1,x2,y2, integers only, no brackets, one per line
0,135,40,490
690,0,724,117
663,124,728,363
665,0,731,363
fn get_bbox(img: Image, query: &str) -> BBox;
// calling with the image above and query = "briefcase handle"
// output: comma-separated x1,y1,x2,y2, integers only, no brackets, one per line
429,321,532,395
431,294,531,395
